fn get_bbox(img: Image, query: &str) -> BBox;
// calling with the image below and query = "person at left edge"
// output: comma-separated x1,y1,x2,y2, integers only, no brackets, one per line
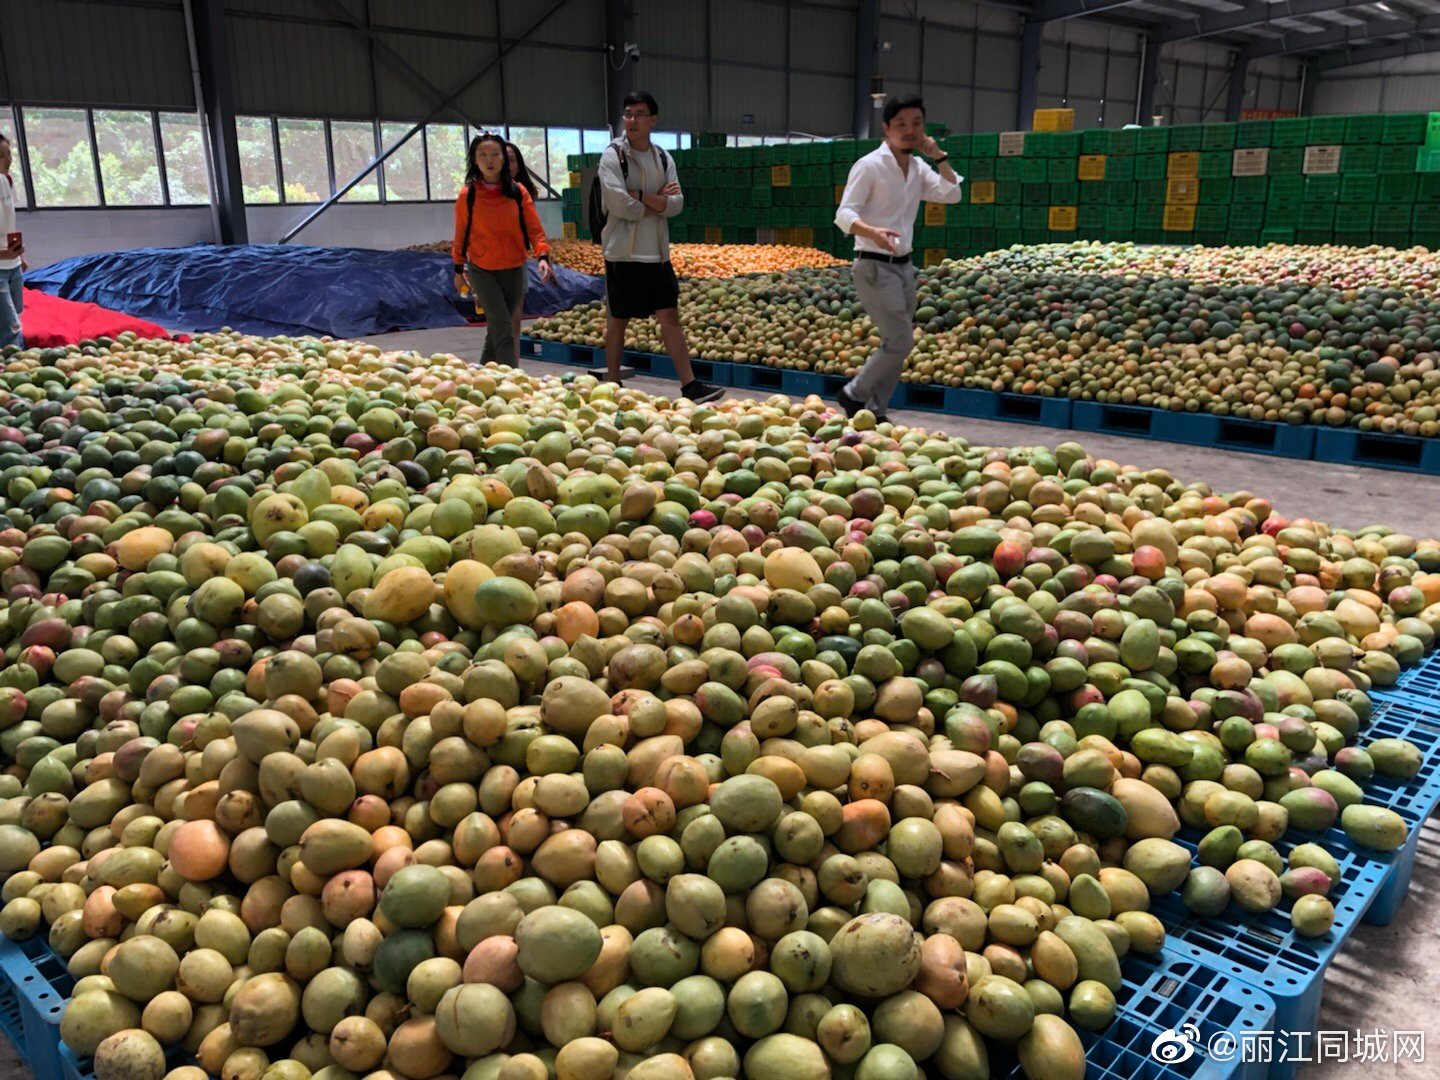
452,133,553,366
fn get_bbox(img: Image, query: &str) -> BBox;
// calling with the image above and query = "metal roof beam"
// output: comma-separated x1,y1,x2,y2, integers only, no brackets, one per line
1312,31,1440,69
1029,0,1142,24
1243,12,1440,57
1157,1,1377,46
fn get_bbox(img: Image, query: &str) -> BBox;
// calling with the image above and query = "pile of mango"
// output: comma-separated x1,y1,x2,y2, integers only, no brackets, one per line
530,241,1440,436
0,332,1435,1080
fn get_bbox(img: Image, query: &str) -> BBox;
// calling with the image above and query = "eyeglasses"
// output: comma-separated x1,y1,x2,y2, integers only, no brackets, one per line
622,111,652,121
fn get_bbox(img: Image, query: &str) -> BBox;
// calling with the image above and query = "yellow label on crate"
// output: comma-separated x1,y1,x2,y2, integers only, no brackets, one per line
791,227,814,246
562,222,578,239
771,165,791,187
924,203,948,226
924,248,947,267
705,226,724,243
1163,204,1196,231
569,171,581,187
1168,152,1200,178
1165,177,1200,205
1078,155,1106,181
970,180,996,204
1048,206,1078,231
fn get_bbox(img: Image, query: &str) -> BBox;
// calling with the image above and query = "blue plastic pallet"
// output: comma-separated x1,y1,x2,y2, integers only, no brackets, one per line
1150,828,1389,1079
1313,427,1440,475
993,951,1276,1080
1166,413,1318,459
781,369,847,398
0,935,71,1080
518,336,572,362
1358,692,1440,925
730,363,787,392
1377,647,1440,698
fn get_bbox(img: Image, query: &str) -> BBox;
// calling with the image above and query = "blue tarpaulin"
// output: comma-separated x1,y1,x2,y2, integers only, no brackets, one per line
23,243,605,339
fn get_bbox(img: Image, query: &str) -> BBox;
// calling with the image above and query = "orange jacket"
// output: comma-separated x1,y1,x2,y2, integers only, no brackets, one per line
451,182,550,271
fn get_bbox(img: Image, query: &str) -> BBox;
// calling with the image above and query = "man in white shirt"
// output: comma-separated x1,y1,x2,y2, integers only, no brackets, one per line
0,134,22,351
834,96,961,419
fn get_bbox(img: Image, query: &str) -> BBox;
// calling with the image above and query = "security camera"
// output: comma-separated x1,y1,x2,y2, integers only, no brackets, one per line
626,42,641,62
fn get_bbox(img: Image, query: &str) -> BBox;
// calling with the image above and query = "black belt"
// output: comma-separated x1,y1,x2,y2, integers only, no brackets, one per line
857,250,911,264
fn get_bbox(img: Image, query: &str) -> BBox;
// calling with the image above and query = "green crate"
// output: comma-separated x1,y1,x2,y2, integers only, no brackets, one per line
1265,201,1300,227
1261,227,1296,244
1136,180,1168,204
1079,182,1106,205
1296,228,1333,245
1308,115,1348,143
1333,231,1371,247
1375,230,1413,249
971,132,999,157
1418,172,1440,198
968,157,996,180
1081,128,1110,153
1270,118,1308,146
1023,131,1054,157
971,205,997,227
1236,120,1272,148
1135,153,1167,180
1048,158,1077,183
997,157,1023,181
1050,181,1079,205
1341,144,1378,173
1345,114,1384,145
1379,174,1416,201
1202,124,1236,150
1230,203,1265,230
1168,125,1202,151
946,225,970,249
1193,230,1228,247
1303,174,1340,201
1375,203,1413,230
992,205,1019,228
1377,144,1417,173
1195,204,1228,231
1022,228,1049,245
1338,175,1376,203
972,226,998,250
1136,127,1170,153
1109,128,1138,155
942,134,968,158
1381,114,1427,146
1198,152,1230,179
1198,177,1232,204
1022,182,1049,204
1416,146,1440,173
1232,176,1268,203
1135,202,1164,229
1105,181,1136,205
1268,146,1303,174
1021,157,1047,183
1340,204,1374,230
1022,206,1049,230
1300,203,1335,229
1105,207,1134,230
1134,228,1168,245
1106,155,1134,181
1078,205,1105,231
1053,132,1080,156
995,180,1021,204
1267,175,1304,201
1417,231,1440,251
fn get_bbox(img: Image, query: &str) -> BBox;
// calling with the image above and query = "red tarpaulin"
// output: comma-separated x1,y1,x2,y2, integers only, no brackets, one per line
18,288,174,348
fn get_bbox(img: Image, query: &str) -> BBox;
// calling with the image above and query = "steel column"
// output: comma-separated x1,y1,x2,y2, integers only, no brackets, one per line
605,0,630,133
1136,33,1159,124
1224,51,1250,121
853,0,878,138
1016,21,1043,130
183,0,247,243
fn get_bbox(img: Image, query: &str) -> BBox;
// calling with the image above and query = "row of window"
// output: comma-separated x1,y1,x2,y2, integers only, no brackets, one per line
0,105,695,210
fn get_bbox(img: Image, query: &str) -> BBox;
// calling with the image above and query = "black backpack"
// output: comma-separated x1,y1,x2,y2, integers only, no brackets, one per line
461,182,529,260
588,144,670,241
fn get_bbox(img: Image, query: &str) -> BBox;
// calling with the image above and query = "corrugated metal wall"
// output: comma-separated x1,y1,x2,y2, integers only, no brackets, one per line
0,0,1308,136
1311,53,1440,114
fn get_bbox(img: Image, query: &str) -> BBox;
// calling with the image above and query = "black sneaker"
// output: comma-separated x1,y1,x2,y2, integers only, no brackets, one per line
835,385,861,417
682,380,724,404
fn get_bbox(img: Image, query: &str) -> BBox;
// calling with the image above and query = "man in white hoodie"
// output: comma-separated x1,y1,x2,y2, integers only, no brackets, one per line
0,134,22,351
597,91,722,402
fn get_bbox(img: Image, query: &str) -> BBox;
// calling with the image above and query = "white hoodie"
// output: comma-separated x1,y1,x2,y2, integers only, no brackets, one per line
597,134,683,264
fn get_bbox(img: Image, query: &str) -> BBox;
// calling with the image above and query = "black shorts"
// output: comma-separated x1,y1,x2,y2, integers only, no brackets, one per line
604,260,681,319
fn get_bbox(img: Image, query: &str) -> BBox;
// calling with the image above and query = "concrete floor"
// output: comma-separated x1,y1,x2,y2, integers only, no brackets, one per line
0,323,1435,1080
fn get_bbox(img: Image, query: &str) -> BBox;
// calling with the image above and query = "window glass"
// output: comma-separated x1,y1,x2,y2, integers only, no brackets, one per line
583,128,611,155
679,133,693,149
330,121,379,202
508,126,548,194
733,135,762,147
546,127,580,194
277,118,328,203
652,132,681,151
93,110,162,206
426,123,467,200
381,122,427,201
25,107,99,206
159,112,207,205
235,115,279,203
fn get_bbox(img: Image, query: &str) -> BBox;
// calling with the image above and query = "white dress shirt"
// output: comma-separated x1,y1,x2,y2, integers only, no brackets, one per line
834,142,962,256
0,175,18,271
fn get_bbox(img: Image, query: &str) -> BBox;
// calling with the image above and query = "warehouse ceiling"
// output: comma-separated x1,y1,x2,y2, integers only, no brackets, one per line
1034,0,1440,59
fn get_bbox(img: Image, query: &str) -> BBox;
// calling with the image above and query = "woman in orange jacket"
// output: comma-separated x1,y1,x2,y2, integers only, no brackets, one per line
452,133,554,364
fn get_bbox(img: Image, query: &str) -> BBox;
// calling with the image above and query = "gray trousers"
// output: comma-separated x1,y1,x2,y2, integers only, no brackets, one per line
465,263,528,363
846,257,918,413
